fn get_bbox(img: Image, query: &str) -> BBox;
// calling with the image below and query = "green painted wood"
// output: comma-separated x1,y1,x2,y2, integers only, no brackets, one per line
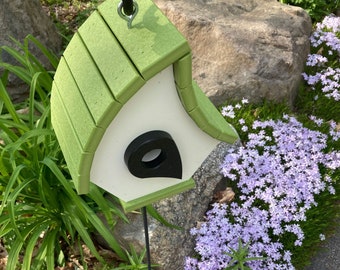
174,53,192,89
120,178,195,212
51,85,85,190
63,33,122,129
98,0,190,80
53,58,105,153
191,81,239,143
51,0,238,198
174,54,198,112
52,85,94,193
78,11,145,104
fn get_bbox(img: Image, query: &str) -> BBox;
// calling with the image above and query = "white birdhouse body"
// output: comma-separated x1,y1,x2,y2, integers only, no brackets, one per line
91,65,222,209
51,0,238,212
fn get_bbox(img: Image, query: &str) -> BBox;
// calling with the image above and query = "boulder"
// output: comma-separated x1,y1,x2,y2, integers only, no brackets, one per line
154,0,312,107
96,141,241,270
0,0,62,102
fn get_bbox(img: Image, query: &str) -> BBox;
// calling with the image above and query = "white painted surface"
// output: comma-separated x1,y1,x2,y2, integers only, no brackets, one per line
90,66,220,202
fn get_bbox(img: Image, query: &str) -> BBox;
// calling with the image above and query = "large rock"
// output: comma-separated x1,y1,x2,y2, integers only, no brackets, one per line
155,0,312,107
0,0,62,102
98,141,241,270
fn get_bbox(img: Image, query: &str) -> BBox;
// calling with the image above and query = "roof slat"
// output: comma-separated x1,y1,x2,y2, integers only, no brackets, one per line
63,33,121,128
53,58,105,152
98,0,190,80
78,11,144,104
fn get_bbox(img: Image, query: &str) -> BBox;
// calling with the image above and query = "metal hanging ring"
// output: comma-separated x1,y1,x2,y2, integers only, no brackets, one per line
117,0,139,29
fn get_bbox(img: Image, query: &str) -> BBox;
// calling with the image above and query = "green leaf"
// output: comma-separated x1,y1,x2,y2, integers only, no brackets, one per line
25,34,59,70
0,63,32,84
0,79,21,125
7,221,46,269
87,185,128,226
0,164,26,215
4,128,54,157
28,71,41,128
61,195,104,264
146,205,183,230
42,157,127,260
8,178,37,240
22,221,49,269
1,45,29,67
45,228,59,270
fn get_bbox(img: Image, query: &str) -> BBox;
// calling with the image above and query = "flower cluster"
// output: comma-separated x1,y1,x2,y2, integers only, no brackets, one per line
302,15,340,101
185,116,340,270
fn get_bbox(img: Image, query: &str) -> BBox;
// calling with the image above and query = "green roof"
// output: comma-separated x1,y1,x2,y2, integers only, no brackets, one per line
51,0,238,196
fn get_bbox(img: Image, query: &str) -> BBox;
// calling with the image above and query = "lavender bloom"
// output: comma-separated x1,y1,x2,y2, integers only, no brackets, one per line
309,115,324,126
306,54,328,66
311,15,340,53
221,105,235,119
303,15,340,101
186,116,339,270
329,120,340,141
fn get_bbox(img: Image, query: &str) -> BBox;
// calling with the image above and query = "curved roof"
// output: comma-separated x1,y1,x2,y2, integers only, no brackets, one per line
51,0,238,194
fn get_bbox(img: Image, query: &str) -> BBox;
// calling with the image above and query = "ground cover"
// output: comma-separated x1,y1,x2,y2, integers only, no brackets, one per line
185,14,340,270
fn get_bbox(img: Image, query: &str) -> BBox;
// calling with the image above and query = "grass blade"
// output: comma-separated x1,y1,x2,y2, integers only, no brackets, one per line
6,222,45,270
26,34,60,70
0,164,26,215
146,205,183,230
22,220,49,269
0,78,21,125
8,178,37,240
42,157,128,260
45,228,58,270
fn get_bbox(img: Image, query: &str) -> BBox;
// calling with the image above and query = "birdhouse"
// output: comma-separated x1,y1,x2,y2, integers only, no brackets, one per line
51,0,238,212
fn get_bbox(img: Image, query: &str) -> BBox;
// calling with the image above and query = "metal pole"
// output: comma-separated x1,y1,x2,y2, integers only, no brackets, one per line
142,207,152,270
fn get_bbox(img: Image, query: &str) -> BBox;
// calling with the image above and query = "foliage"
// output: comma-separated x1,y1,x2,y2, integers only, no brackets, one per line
185,111,340,269
279,0,340,22
185,15,340,270
300,15,340,118
40,0,104,44
0,35,128,269
224,239,266,270
114,245,158,270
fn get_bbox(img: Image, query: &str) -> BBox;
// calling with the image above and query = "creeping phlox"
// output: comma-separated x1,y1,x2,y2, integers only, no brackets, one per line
185,112,340,270
302,15,340,101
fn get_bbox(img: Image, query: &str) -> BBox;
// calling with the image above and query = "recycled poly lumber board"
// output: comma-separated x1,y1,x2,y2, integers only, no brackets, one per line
98,0,190,80
77,11,145,104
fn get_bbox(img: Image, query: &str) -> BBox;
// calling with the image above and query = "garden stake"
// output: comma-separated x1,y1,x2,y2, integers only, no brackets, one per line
142,207,152,270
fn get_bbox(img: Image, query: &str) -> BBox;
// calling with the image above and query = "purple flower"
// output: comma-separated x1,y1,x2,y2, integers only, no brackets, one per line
186,115,339,270
221,105,235,119
302,15,340,101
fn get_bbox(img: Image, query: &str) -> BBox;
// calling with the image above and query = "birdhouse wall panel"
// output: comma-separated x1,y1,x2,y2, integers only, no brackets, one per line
98,0,191,80
192,82,239,143
175,85,197,113
51,87,84,182
120,178,195,213
173,53,193,89
53,59,104,153
63,33,120,128
78,11,145,104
